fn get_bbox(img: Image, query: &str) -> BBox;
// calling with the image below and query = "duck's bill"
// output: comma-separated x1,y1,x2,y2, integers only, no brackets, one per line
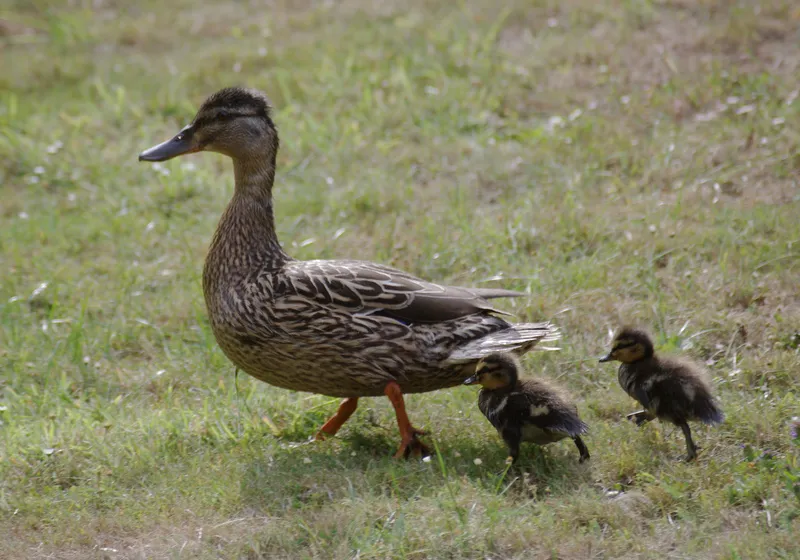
138,126,197,162
463,375,479,385
598,353,613,363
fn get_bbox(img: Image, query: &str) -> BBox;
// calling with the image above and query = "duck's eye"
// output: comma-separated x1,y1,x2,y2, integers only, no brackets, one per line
175,133,184,141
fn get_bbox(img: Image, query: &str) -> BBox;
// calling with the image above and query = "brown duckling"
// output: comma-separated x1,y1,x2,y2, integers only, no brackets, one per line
600,326,724,461
464,353,590,464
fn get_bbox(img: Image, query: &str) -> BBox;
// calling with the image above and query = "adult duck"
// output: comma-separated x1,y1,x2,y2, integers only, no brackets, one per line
139,87,560,458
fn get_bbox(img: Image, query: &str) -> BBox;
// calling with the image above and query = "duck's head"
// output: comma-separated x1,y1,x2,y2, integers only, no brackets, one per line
599,327,654,364
139,87,278,163
463,353,519,390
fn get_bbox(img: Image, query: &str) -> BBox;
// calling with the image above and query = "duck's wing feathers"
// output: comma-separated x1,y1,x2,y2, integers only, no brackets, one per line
444,322,561,362
280,260,522,323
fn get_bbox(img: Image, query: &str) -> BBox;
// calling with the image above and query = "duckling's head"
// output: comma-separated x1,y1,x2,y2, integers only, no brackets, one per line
139,87,278,163
463,353,519,390
599,327,654,364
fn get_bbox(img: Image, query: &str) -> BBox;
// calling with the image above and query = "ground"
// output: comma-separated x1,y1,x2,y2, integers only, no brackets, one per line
1,0,799,558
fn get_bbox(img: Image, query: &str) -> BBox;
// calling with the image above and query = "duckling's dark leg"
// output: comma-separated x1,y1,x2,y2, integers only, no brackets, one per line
626,410,655,427
384,382,430,459
501,427,522,464
315,398,359,440
573,436,590,463
678,421,698,461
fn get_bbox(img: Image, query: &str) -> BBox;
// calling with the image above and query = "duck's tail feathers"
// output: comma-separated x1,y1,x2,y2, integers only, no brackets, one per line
470,287,526,300
443,322,561,364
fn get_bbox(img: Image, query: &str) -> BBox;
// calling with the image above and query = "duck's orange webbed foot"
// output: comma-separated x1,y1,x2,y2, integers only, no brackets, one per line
384,381,431,459
393,426,431,459
315,397,359,440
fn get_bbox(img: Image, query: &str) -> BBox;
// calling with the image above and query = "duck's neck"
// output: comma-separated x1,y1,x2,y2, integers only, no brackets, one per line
204,157,290,291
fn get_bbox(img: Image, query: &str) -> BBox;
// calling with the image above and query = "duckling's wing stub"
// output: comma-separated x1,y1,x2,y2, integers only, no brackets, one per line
633,385,652,410
281,260,522,323
524,402,588,436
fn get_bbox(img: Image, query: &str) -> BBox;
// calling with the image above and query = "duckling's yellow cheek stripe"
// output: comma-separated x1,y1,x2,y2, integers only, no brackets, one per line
480,377,506,390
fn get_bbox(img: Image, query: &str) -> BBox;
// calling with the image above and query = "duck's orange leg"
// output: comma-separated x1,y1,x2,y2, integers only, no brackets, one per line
315,398,359,439
384,381,431,459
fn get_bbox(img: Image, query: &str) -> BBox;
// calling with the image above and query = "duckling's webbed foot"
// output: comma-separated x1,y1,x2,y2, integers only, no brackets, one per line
678,421,698,462
573,436,590,463
384,382,431,459
626,410,654,427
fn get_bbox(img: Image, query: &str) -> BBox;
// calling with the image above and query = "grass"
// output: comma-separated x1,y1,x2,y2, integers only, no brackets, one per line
1,0,799,557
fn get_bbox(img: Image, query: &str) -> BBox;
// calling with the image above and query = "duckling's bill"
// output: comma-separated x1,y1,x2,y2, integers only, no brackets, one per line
464,359,489,384
139,125,199,162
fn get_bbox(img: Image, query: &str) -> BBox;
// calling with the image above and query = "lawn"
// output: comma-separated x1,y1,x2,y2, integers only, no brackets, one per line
1,0,799,558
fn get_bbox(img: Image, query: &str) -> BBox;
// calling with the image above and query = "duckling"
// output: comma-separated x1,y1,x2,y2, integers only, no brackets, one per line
138,87,560,459
464,353,590,464
599,327,724,461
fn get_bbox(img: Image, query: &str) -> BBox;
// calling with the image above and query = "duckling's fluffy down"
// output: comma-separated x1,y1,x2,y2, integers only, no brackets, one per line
479,377,587,440
619,356,724,425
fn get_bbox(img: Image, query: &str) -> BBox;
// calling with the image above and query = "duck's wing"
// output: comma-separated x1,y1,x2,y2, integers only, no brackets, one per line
279,259,523,323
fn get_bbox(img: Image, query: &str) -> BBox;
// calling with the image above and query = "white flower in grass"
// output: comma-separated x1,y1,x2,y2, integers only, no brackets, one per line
31,282,48,298
473,458,483,466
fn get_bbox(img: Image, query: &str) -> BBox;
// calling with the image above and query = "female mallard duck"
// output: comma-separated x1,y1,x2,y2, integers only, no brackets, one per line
138,87,559,458
600,327,724,461
464,353,589,463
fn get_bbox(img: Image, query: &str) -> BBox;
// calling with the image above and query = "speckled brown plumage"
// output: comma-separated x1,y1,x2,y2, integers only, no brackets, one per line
139,87,560,457
600,326,724,461
465,353,589,463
